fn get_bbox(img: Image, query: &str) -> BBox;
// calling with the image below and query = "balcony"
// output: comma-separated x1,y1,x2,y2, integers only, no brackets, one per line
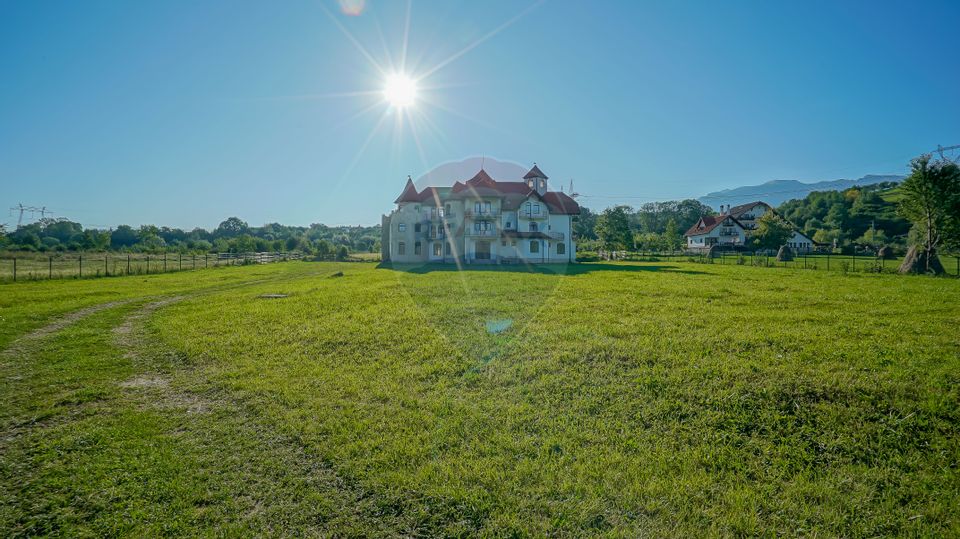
547,232,565,241
464,229,499,238
464,209,499,218
519,210,548,219
421,213,455,222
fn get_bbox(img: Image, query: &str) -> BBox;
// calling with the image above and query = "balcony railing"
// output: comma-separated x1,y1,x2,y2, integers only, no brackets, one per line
421,213,455,222
547,232,565,241
464,209,499,218
464,229,498,237
519,210,548,219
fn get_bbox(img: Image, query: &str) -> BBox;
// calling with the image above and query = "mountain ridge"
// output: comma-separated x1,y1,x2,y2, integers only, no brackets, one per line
699,174,905,209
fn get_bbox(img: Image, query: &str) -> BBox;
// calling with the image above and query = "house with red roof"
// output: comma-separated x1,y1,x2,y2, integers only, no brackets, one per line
684,214,748,251
382,164,580,263
685,201,817,252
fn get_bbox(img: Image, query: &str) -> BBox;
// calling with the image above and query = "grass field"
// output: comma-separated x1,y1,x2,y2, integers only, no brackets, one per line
2,261,959,536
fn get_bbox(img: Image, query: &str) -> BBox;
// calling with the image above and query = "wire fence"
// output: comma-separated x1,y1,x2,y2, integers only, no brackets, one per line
0,251,304,283
594,250,960,277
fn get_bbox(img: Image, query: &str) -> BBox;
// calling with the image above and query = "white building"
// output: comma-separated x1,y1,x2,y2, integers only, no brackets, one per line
382,165,580,264
684,214,747,250
686,200,816,252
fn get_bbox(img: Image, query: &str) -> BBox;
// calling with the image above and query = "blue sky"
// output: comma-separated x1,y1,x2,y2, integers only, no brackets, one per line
2,0,958,229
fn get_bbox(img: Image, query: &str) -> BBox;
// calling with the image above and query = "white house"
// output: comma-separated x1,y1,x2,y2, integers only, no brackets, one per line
685,214,747,250
382,164,580,263
687,200,817,252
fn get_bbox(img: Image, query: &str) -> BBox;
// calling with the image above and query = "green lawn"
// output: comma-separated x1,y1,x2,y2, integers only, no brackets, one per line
2,261,959,536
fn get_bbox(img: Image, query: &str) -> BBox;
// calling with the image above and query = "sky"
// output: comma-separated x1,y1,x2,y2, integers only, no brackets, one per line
2,0,959,230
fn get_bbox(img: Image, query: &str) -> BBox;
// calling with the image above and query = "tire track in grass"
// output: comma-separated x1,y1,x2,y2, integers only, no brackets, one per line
1,300,134,359
111,293,418,535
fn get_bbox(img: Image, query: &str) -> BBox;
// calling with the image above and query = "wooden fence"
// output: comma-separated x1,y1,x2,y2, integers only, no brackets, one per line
0,251,303,283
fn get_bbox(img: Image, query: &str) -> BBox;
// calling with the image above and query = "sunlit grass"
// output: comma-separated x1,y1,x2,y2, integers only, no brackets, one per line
2,261,959,535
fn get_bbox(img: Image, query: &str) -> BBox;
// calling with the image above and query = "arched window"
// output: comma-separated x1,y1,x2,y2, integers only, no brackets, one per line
557,243,565,255
529,241,539,254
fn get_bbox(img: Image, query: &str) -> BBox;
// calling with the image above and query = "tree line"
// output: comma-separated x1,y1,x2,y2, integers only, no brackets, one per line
0,216,381,258
574,155,960,272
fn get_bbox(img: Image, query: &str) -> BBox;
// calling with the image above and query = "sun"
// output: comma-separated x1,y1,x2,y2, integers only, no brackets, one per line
383,73,417,108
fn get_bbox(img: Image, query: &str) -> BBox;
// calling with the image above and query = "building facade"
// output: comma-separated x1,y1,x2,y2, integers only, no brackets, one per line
382,165,580,264
686,201,816,252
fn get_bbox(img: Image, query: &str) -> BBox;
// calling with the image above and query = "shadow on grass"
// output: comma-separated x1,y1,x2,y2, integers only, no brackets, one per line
377,261,708,275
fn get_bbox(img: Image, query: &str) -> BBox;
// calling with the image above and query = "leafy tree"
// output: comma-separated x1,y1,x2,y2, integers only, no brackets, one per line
215,217,249,238
898,155,960,268
110,225,138,249
594,206,633,250
663,219,682,251
857,227,889,250
573,207,598,240
752,212,794,250
335,245,349,260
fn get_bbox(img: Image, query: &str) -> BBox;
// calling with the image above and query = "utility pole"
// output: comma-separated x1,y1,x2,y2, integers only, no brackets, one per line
9,204,53,227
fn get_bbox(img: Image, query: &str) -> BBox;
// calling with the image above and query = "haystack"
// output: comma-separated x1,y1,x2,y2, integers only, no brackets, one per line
898,246,945,274
776,245,794,262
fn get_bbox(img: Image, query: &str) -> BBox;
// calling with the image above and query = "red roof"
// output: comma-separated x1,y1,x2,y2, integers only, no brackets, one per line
684,214,745,236
523,164,548,179
393,177,418,203
398,168,580,215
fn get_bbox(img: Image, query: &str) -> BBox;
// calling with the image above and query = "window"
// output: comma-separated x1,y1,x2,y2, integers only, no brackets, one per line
474,222,481,232
433,242,442,256
524,202,531,213
529,241,539,253
414,241,422,255
557,242,565,255
533,203,540,214
444,203,451,215
484,202,491,213
398,242,406,255
445,242,451,255
505,221,512,229
529,222,538,232
414,223,421,233
475,202,482,213
398,223,406,232
501,240,507,247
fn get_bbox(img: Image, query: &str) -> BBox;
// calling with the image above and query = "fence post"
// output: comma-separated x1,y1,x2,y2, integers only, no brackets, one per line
79,255,82,277
192,254,196,269
179,253,182,271
105,255,108,276
12,258,15,282
827,253,830,271
205,254,208,268
127,254,131,275
853,251,856,271
163,255,167,272
147,255,150,273
49,256,53,279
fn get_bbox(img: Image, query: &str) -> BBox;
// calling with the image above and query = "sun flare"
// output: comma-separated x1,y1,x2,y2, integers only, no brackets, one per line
383,73,417,108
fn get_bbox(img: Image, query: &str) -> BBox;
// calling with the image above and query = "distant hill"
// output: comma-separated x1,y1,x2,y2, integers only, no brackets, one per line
699,174,905,210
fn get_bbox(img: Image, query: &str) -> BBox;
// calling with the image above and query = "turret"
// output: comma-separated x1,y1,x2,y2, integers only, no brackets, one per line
524,163,549,195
